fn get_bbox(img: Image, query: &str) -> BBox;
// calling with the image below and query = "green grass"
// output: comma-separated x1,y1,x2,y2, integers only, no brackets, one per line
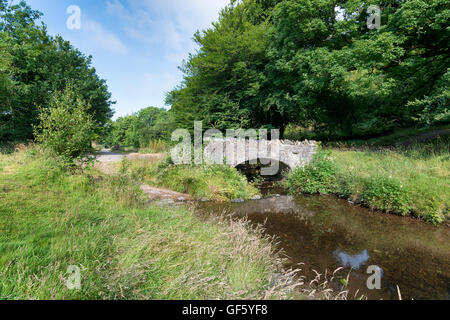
0,148,289,300
285,137,449,223
120,157,260,202
155,165,259,201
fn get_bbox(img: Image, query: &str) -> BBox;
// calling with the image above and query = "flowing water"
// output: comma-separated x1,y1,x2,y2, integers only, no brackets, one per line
197,189,450,300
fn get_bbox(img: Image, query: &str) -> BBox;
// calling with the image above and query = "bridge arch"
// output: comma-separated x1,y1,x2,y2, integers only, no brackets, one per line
203,138,317,178
235,158,291,182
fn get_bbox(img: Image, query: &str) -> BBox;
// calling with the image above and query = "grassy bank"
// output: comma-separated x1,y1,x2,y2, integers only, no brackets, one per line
0,148,289,299
118,157,259,202
285,137,449,223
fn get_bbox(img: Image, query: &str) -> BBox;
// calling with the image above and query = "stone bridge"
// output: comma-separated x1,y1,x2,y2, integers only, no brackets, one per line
203,138,317,171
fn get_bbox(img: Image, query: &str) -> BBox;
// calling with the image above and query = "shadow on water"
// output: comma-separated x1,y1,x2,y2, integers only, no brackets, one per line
235,159,291,182
196,192,450,300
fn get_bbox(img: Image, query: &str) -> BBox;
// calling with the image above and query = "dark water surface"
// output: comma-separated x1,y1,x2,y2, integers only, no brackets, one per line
197,192,450,300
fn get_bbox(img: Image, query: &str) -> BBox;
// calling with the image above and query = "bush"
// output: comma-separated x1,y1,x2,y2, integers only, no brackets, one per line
34,86,98,166
361,176,412,216
408,69,450,127
284,151,338,195
0,141,16,154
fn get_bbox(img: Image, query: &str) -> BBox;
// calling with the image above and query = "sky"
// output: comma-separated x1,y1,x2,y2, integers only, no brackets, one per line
24,0,230,119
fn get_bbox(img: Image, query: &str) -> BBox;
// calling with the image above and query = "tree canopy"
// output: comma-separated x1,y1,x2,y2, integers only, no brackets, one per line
167,0,449,139
34,85,97,163
0,0,114,142
106,107,173,148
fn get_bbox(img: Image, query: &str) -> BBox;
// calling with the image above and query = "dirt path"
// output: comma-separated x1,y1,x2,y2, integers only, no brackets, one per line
95,150,191,203
96,151,125,162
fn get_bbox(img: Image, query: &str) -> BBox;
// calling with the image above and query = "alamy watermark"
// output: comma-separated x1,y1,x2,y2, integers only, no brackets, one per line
66,5,81,30
337,5,382,30
66,265,81,290
367,5,382,30
366,265,382,290
171,122,281,176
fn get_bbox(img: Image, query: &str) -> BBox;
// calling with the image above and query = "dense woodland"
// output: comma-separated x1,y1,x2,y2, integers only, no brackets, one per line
167,0,449,139
105,107,174,148
1,0,449,146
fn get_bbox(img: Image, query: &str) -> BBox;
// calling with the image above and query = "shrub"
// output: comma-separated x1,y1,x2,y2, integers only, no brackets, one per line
285,150,338,195
408,69,450,127
0,141,16,154
416,198,444,224
104,158,145,206
33,86,98,167
361,176,412,216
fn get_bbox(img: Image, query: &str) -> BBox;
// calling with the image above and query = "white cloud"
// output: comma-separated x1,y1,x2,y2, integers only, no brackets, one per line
104,0,230,118
106,0,228,58
138,0,229,28
82,17,128,55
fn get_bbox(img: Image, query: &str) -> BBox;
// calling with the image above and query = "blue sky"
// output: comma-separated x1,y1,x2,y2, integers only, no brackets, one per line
25,0,229,119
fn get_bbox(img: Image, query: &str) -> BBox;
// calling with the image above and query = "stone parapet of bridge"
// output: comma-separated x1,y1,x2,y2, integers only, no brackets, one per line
203,138,318,170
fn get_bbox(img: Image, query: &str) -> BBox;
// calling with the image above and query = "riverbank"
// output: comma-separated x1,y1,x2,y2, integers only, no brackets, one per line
0,147,291,299
285,137,449,224
113,157,260,202
197,194,450,300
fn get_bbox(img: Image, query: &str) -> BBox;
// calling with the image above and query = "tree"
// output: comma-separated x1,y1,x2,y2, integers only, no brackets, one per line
34,85,98,163
0,0,114,142
105,107,173,149
138,107,174,143
166,0,449,139
167,1,274,134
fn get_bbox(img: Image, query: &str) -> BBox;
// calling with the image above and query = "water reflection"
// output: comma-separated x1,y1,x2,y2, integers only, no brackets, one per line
229,196,314,217
196,194,450,300
333,249,370,269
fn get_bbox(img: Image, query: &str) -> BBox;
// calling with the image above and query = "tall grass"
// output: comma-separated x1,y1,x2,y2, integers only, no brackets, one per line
0,147,374,300
156,164,260,201
115,157,260,202
139,140,170,154
0,148,290,300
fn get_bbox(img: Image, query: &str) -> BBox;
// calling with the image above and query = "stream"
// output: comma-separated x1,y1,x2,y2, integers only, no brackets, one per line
196,188,450,300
